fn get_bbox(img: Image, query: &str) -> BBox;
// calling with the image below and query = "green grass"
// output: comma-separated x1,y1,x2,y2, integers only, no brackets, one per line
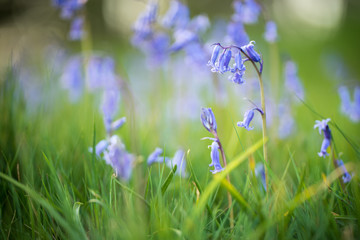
1,48,360,240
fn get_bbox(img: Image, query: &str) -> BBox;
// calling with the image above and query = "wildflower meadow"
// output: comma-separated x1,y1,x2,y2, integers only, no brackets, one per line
1,0,360,239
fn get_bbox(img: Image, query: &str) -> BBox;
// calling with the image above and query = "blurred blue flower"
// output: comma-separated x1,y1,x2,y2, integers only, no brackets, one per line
226,21,249,47
238,109,255,131
104,135,134,181
229,51,246,84
69,16,85,40
188,15,210,33
229,71,245,85
60,56,83,102
336,159,352,183
338,86,360,122
207,45,221,68
102,89,120,133
277,103,295,139
86,56,118,91
314,119,331,158
201,108,217,134
170,29,197,52
89,139,108,156
147,147,166,165
264,21,277,43
162,0,189,30
167,149,187,177
132,2,158,45
255,163,266,191
52,0,87,20
241,41,261,62
208,141,224,174
110,117,126,132
232,0,261,24
284,60,304,100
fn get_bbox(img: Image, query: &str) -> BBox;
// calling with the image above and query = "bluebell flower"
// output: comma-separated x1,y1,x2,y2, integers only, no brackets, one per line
167,149,187,177
57,0,87,20
229,71,245,85
314,119,331,157
201,108,217,134
264,21,277,43
110,117,126,132
207,45,221,68
208,141,224,174
102,89,120,133
132,2,158,45
69,16,85,40
255,163,266,191
86,56,118,91
285,60,304,100
241,41,261,62
188,15,210,33
184,42,208,66
60,56,83,102
147,147,166,165
232,0,261,24
145,32,170,66
170,29,197,52
104,135,134,181
219,49,232,73
226,21,249,47
88,139,108,156
237,109,255,131
338,86,360,122
229,52,246,84
336,159,352,183
162,0,189,30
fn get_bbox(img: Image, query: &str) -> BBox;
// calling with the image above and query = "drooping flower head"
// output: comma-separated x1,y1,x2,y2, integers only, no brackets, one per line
162,0,190,30
201,107,217,134
104,135,134,181
69,16,85,40
167,149,187,177
60,55,84,102
336,159,352,183
238,108,257,131
314,118,331,157
232,0,261,24
241,41,261,63
263,21,277,43
208,141,224,174
147,147,166,165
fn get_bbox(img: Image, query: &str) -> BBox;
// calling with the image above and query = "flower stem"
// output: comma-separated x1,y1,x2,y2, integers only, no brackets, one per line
215,134,234,229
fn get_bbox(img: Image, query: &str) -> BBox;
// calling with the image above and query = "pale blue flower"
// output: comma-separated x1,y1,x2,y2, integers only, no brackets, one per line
162,0,189,29
237,109,255,131
104,135,134,181
264,21,277,43
60,56,83,102
147,147,167,165
336,159,352,183
88,139,108,156
241,41,261,62
201,108,217,133
207,45,221,68
69,16,85,40
102,89,120,132
208,141,224,174
167,149,187,177
338,86,360,122
232,0,261,24
226,21,249,47
110,117,126,132
314,119,331,158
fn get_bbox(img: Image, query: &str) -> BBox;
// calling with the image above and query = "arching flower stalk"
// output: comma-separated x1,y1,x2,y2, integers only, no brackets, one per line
208,41,269,192
200,107,234,228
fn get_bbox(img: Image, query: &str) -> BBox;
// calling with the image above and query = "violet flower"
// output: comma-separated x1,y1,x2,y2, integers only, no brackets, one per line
60,56,83,102
208,141,224,174
336,159,352,183
284,60,304,100
263,21,277,43
241,41,261,63
232,0,261,24
147,147,167,165
238,108,263,131
162,0,189,30
314,119,331,158
69,16,85,40
201,108,217,134
104,135,134,181
167,149,187,177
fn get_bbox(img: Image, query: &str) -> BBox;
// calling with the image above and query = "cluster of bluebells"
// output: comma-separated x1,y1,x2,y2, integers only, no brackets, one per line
314,119,332,158
200,108,225,174
131,0,210,67
338,86,360,122
52,0,87,40
208,41,262,85
147,148,187,178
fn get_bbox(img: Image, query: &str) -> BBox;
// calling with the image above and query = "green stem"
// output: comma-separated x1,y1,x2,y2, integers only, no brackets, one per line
214,133,234,229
